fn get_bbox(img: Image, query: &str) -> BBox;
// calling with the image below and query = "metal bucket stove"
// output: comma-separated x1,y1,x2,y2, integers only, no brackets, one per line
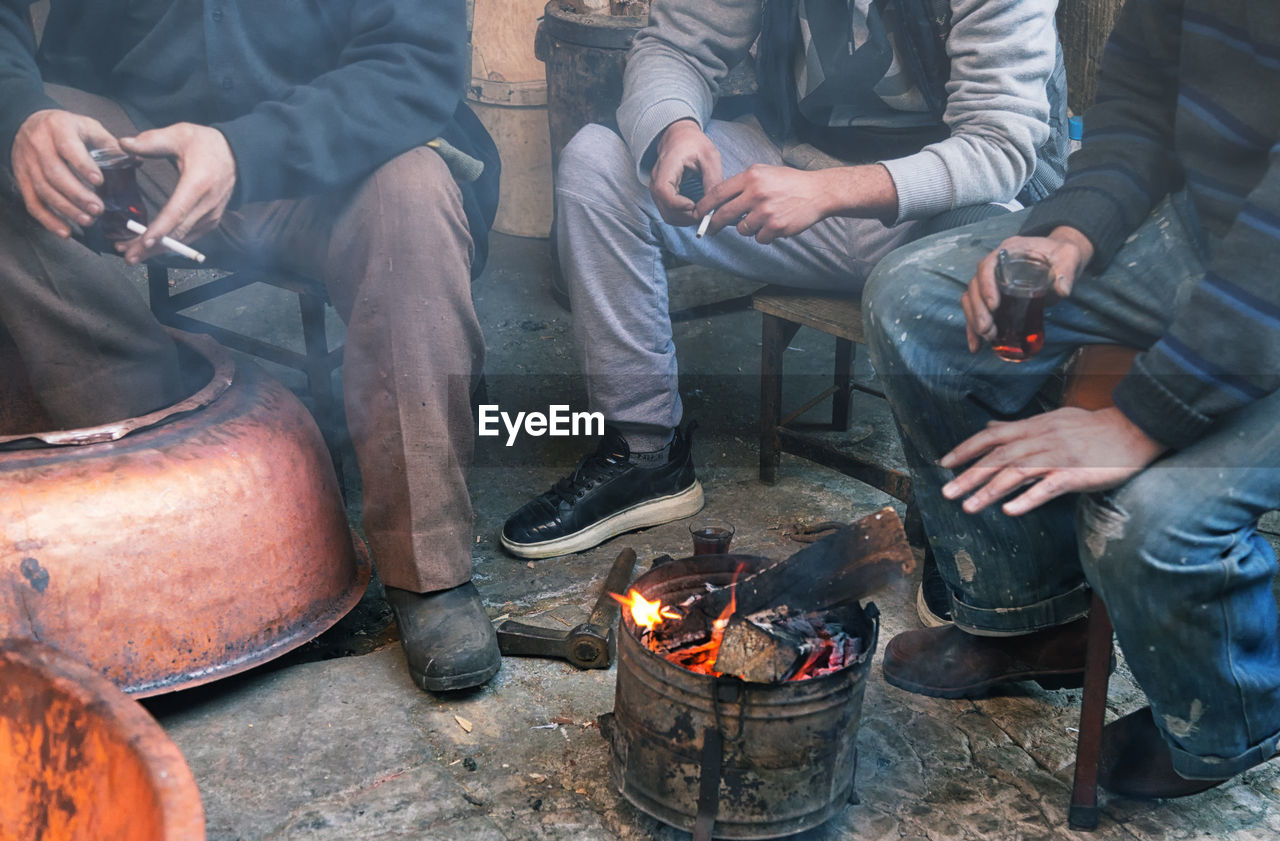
603,554,880,840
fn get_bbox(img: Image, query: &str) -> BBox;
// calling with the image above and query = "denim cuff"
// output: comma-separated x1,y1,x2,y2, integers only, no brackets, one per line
951,582,1091,636
1168,726,1280,781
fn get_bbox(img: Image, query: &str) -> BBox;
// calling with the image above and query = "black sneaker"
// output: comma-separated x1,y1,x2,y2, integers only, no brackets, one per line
915,546,955,627
501,425,704,559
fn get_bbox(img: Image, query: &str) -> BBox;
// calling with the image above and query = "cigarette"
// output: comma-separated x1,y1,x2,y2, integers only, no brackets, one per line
125,219,206,264
696,210,714,239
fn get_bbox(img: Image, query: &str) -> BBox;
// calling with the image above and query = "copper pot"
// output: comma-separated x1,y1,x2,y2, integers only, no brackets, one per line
0,331,369,695
0,637,205,841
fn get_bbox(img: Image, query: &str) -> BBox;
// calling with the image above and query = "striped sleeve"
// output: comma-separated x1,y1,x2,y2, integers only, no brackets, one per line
1112,145,1280,448
1019,0,1183,267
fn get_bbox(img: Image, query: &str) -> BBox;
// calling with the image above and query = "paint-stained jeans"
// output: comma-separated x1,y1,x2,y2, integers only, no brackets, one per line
863,191,1280,780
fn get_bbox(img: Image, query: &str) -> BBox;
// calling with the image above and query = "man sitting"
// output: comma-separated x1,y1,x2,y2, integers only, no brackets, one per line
863,0,1280,797
502,0,1069,559
0,0,502,694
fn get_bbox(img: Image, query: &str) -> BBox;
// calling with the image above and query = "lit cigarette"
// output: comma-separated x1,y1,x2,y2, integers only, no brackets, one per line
125,219,206,264
696,210,714,239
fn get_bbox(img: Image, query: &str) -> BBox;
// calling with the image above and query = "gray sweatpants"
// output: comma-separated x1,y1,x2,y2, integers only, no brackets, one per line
557,119,915,447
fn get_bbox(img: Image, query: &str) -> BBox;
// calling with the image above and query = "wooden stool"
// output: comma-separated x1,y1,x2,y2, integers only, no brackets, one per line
1061,344,1138,830
753,286,913,506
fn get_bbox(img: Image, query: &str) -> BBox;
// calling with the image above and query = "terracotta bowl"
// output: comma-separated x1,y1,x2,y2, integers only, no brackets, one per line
0,331,370,695
0,638,205,841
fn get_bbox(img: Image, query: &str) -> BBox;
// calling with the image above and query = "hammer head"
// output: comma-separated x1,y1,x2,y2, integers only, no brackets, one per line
566,623,615,669
495,618,617,669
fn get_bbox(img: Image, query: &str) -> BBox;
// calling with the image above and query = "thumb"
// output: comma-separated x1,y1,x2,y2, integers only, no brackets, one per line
698,145,724,191
1053,263,1076,299
77,118,119,154
121,126,182,158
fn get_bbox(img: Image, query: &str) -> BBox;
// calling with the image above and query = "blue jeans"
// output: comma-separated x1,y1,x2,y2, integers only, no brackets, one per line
863,191,1280,780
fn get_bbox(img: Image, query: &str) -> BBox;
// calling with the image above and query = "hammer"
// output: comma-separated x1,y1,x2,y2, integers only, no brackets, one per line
496,548,638,669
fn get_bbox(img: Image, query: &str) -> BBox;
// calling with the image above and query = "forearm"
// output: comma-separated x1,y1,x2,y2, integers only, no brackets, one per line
820,165,900,224
213,0,467,204
1113,155,1280,449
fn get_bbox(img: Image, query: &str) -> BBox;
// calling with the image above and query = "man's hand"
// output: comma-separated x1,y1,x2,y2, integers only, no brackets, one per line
12,109,119,237
696,162,898,243
650,118,722,226
938,406,1166,516
695,164,829,243
118,123,236,264
963,227,1093,353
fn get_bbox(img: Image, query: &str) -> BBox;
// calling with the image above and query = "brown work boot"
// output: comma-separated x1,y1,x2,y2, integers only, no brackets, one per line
385,582,501,693
1099,707,1230,799
882,619,1090,698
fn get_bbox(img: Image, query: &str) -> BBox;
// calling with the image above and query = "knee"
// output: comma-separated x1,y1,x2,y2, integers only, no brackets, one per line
1077,477,1212,592
365,145,466,227
863,243,924,330
335,145,473,289
555,123,637,201
862,237,961,359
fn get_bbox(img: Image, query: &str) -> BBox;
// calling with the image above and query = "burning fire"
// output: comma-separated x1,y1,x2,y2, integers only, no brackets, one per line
664,580,736,676
620,566,862,683
611,589,680,630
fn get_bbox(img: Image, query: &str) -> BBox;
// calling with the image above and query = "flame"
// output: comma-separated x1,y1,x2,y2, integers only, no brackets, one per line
611,589,680,630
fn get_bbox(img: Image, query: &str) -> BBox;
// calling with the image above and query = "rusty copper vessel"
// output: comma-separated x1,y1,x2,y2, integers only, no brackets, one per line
0,637,205,841
0,331,369,695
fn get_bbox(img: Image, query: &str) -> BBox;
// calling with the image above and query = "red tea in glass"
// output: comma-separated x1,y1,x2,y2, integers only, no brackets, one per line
90,149,147,241
689,522,734,555
992,251,1053,363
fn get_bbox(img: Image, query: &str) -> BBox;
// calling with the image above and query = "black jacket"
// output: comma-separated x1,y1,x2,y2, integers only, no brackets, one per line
0,0,499,274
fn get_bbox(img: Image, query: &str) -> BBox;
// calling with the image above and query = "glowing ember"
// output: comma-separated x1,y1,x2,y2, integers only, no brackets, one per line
673,578,737,676
611,589,680,630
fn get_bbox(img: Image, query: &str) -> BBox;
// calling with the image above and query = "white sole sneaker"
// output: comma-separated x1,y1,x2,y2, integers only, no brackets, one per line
500,481,705,559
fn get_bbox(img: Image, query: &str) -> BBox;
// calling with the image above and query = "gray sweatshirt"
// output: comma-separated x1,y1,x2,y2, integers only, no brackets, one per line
617,0,1057,223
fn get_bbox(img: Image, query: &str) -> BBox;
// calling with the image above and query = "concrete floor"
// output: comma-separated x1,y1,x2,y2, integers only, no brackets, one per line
133,233,1279,840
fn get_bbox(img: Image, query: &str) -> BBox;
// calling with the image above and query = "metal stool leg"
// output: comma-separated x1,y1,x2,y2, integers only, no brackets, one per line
297,292,344,481
147,264,176,322
1069,592,1114,830
833,337,853,431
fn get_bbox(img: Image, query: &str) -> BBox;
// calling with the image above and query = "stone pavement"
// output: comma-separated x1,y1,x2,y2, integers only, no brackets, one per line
139,234,1280,840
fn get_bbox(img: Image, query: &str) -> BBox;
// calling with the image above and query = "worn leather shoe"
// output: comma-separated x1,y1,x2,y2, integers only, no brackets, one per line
385,582,501,693
1098,706,1230,799
882,619,1090,699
